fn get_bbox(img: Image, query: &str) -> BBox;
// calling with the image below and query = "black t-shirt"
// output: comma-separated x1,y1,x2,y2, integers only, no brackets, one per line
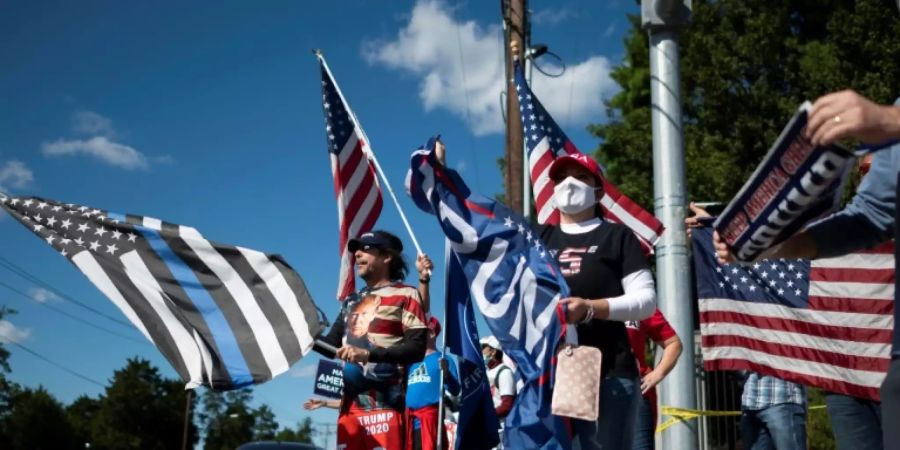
539,221,649,379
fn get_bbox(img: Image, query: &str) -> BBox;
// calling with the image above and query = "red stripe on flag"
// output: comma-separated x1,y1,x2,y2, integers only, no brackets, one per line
700,310,893,343
704,358,882,401
807,296,894,314
701,334,891,372
810,267,895,283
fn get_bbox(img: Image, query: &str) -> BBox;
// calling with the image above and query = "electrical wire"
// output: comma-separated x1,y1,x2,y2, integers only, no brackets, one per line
0,255,135,329
10,341,106,388
0,279,150,346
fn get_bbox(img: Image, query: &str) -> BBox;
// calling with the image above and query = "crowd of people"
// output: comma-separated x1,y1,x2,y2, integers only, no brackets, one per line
301,90,900,450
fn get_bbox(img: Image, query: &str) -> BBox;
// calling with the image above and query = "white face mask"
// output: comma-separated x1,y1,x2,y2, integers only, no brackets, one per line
552,176,597,214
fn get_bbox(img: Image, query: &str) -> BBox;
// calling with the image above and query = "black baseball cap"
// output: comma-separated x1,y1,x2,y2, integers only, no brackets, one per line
347,230,403,253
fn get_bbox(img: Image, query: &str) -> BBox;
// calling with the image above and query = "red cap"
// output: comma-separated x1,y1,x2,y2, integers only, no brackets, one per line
548,154,603,183
427,316,441,336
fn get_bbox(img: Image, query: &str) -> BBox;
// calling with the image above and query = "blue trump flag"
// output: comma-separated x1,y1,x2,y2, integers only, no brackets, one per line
443,240,500,450
406,137,571,449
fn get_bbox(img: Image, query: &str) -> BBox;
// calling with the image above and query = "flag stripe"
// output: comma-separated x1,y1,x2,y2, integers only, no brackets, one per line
177,234,290,378
809,267,895,284
238,248,318,354
811,253,895,269
269,255,324,341
703,346,886,388
121,218,233,385
119,250,205,385
699,310,893,342
700,297,893,330
217,245,303,364
808,281,894,300
807,296,894,314
136,226,255,385
700,322,891,362
705,358,880,400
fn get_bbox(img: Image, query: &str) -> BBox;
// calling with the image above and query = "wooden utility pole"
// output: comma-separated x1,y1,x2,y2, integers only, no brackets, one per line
502,0,527,214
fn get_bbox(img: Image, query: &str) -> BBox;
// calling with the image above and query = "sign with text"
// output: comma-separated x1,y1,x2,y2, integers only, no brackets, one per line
313,359,343,399
714,102,854,262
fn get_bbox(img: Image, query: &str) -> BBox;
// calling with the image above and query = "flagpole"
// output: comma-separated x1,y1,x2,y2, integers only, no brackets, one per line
315,50,425,257
436,239,451,450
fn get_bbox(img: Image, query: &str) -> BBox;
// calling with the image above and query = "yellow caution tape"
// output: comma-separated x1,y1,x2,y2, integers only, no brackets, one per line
656,405,827,434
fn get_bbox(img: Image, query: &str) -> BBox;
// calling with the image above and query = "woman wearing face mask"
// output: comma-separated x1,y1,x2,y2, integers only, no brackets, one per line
538,154,657,450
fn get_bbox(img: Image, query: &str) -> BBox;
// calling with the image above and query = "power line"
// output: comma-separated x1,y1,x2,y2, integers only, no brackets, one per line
0,255,135,329
10,341,106,388
0,279,150,346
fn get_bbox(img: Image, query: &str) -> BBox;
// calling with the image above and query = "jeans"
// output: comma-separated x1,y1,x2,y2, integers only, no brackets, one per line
740,403,806,450
631,394,654,450
824,392,882,450
572,376,640,450
883,357,900,448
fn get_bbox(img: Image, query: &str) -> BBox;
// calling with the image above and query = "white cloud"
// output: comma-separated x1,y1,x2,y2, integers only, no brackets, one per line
72,110,115,137
0,320,30,344
0,160,34,192
29,287,60,304
364,0,616,136
289,364,317,378
532,7,577,26
42,136,148,170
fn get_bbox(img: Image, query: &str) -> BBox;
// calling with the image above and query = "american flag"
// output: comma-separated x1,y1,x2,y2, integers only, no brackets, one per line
319,55,383,301
0,194,325,391
692,226,894,400
407,136,570,449
513,61,664,252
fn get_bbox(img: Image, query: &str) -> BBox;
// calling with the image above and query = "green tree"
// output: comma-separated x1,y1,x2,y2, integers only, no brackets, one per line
2,386,76,449
91,358,197,450
202,388,256,450
252,404,278,440
274,417,315,443
591,1,900,208
67,394,101,448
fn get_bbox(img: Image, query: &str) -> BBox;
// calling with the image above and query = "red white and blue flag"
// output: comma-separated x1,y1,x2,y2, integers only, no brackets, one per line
513,61,664,253
692,225,894,400
319,57,383,301
407,136,570,449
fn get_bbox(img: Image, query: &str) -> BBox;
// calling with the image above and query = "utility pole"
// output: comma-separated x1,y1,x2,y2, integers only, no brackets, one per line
181,390,192,450
502,0,527,214
641,1,695,449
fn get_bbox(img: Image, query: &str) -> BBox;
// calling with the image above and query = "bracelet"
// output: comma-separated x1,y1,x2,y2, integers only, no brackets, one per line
580,302,595,324
419,277,430,283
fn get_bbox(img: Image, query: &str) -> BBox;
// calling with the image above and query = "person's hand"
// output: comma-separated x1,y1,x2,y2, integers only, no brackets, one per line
685,203,712,237
416,253,433,281
303,398,326,410
712,231,736,265
559,297,592,324
640,369,665,394
439,357,450,374
336,345,370,364
806,90,900,147
435,139,447,166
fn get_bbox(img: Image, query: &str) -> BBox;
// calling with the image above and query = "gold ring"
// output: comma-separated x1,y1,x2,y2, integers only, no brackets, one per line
833,115,842,123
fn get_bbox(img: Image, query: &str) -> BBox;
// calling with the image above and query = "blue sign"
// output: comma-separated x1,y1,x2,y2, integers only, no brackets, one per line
313,359,343,399
715,102,854,262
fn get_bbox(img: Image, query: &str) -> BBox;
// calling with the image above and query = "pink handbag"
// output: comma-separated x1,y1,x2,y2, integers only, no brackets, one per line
551,344,603,421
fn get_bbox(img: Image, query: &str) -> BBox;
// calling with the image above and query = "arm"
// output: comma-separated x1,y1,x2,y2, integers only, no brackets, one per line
641,335,682,394
416,254,434,313
314,310,345,359
441,357,460,395
495,368,516,418
368,328,428,365
304,398,340,410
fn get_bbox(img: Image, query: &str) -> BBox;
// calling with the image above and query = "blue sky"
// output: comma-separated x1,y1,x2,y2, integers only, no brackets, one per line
0,0,637,446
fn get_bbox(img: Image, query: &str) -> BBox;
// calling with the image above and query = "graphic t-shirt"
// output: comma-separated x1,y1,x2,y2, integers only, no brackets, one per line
539,221,648,379
339,283,427,410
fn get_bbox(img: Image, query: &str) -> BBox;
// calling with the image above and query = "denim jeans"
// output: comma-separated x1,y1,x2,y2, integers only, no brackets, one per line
631,394,654,450
740,403,806,450
824,392,882,450
883,357,900,447
572,376,640,450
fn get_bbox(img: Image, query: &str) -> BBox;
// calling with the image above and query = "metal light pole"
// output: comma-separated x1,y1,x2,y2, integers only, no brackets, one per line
641,1,696,449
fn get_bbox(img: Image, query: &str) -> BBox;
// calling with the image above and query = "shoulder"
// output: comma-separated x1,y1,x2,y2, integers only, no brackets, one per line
378,284,419,300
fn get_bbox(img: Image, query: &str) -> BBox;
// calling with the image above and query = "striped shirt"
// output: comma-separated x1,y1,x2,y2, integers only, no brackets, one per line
340,283,426,410
741,372,807,411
